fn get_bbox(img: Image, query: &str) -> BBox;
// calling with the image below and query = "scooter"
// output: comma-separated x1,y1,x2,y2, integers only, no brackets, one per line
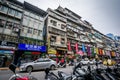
57,62,66,68
9,63,37,80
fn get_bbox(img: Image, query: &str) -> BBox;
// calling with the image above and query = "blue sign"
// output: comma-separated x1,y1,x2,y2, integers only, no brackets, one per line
0,50,14,54
18,43,46,52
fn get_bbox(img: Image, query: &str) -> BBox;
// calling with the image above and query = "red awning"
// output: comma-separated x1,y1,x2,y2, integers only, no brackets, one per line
32,52,41,55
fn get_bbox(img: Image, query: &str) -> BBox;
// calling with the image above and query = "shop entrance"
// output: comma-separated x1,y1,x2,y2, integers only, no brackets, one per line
0,53,13,67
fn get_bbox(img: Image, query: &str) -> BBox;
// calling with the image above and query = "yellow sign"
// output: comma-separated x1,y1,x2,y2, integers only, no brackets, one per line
48,49,56,54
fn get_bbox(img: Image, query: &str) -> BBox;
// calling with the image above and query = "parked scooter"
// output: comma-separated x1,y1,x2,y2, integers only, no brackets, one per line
9,63,37,80
57,61,66,68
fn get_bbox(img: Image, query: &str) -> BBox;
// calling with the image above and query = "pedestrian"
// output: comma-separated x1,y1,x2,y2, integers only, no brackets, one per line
60,57,65,66
2,55,8,67
17,57,22,67
56,57,59,63
44,68,50,79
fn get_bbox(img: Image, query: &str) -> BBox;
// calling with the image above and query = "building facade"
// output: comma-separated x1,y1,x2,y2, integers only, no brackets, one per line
18,1,47,62
46,6,120,60
0,0,47,67
46,8,67,58
0,0,119,67
0,0,23,67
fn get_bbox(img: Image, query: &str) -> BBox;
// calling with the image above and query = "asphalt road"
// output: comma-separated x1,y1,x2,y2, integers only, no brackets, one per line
0,66,74,80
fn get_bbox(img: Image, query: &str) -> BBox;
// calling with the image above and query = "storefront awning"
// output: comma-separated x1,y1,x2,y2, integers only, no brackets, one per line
67,51,74,54
32,52,41,55
0,50,14,54
48,49,56,54
57,48,67,51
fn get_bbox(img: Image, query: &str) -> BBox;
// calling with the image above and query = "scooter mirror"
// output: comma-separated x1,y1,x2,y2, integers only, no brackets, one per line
9,63,16,74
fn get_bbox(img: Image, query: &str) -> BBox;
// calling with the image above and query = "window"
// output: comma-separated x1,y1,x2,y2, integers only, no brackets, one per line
0,19,5,28
6,21,13,29
33,29,38,35
22,26,28,33
15,11,22,18
38,30,42,36
61,38,65,44
30,13,35,18
28,19,34,27
24,11,30,15
35,15,39,20
0,5,8,13
23,16,29,26
8,9,15,16
34,21,39,28
50,20,57,26
61,24,65,29
12,23,19,32
50,36,56,41
27,28,33,34
50,37,56,45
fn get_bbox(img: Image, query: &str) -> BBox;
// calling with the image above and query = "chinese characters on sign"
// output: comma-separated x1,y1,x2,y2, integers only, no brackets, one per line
18,43,46,52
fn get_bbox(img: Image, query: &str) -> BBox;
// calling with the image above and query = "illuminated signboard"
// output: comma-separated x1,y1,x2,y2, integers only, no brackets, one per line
18,43,46,52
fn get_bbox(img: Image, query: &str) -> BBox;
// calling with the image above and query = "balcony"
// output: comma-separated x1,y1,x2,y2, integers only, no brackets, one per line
49,27,66,36
49,12,66,22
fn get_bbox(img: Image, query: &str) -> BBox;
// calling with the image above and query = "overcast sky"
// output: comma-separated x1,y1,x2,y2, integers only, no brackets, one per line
19,0,120,36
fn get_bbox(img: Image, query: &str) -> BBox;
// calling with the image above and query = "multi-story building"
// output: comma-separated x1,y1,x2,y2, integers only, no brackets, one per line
0,0,23,67
46,8,67,57
18,2,47,62
56,6,94,57
0,0,47,67
55,6,120,58
106,34,120,57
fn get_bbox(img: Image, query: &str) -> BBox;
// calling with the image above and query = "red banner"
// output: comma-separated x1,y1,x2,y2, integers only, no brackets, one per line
68,41,71,51
75,42,78,52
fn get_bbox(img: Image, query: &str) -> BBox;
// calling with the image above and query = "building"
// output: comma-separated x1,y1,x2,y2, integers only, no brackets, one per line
46,7,67,58
0,0,23,67
0,0,47,67
56,6,96,58
18,1,47,62
106,33,114,40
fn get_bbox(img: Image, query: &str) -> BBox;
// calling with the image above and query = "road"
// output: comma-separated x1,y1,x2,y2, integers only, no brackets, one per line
0,66,74,80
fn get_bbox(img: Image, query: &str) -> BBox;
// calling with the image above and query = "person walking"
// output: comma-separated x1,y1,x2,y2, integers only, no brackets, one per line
17,57,22,67
2,56,8,67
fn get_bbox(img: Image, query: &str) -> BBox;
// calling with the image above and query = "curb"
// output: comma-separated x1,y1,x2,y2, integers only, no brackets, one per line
0,67,19,71
0,67,9,71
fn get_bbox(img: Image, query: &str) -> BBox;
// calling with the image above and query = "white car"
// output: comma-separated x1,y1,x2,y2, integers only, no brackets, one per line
19,58,57,72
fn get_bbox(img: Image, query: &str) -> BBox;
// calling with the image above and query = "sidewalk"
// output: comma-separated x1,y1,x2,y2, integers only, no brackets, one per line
0,67,9,71
0,67,19,71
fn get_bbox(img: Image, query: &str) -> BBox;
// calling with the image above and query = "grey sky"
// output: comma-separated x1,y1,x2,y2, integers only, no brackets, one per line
19,0,120,36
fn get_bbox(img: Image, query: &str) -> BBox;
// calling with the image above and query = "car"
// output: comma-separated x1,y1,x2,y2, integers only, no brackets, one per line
19,58,57,72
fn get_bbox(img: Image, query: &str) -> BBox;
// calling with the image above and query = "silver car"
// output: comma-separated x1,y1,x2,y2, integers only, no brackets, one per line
19,58,57,72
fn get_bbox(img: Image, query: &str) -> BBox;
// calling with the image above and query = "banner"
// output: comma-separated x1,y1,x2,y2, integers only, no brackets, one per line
77,50,83,56
95,48,99,54
82,44,86,53
87,46,91,56
75,42,78,52
91,47,95,56
68,41,71,51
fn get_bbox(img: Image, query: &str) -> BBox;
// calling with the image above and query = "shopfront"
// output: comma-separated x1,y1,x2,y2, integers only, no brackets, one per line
0,41,17,67
18,43,46,63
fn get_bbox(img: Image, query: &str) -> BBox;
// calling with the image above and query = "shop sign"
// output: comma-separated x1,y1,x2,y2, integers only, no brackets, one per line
48,49,56,54
24,52,31,55
32,52,41,55
0,41,17,49
18,43,46,52
0,50,14,54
